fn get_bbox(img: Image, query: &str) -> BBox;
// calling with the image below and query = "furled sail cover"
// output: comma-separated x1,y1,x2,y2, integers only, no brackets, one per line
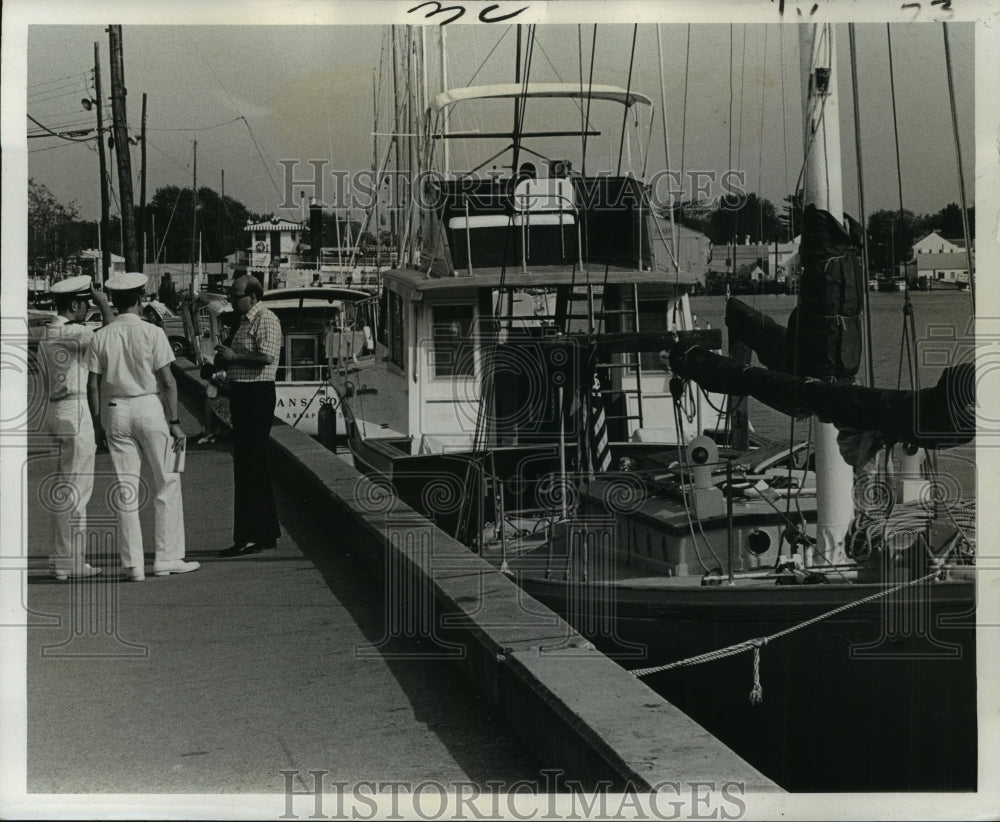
731,205,864,378
668,345,975,451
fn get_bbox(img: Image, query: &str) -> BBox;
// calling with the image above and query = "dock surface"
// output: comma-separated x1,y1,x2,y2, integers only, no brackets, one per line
25,393,543,795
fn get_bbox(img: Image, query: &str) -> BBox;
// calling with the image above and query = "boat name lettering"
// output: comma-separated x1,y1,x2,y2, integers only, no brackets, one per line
406,1,529,26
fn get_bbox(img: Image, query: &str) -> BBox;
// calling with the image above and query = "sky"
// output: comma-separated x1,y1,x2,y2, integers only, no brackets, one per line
21,15,975,233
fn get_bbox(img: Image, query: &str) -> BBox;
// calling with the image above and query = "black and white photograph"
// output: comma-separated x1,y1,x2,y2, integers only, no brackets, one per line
2,0,997,818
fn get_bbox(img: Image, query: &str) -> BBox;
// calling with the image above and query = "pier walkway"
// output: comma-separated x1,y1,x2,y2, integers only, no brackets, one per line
24,391,542,797
19,363,777,811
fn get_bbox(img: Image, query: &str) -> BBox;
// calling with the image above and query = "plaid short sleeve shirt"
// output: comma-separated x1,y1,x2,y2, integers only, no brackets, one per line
227,302,282,382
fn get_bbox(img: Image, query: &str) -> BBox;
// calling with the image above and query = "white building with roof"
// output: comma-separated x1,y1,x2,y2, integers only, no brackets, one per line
911,231,973,289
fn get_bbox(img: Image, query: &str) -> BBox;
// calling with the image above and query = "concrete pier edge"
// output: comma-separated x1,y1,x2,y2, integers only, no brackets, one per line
174,360,779,793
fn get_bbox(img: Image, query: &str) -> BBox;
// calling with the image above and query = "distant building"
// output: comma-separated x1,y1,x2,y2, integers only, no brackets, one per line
648,217,711,281
76,249,126,280
910,231,974,289
706,238,799,293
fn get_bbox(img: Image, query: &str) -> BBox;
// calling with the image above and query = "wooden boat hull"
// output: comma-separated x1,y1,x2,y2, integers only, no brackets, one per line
511,564,976,791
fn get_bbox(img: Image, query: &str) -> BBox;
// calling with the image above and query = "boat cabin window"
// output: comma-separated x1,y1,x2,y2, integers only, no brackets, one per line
387,290,405,371
284,334,322,381
431,304,475,378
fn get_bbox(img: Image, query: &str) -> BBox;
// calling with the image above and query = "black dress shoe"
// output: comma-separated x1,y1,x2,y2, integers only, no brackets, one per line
259,539,277,550
218,542,262,558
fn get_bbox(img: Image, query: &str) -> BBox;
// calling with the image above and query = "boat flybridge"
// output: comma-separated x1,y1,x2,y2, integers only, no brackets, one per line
332,83,725,499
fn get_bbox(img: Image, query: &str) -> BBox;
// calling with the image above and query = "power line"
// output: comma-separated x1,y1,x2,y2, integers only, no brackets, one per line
29,141,87,155
27,70,92,91
26,113,95,142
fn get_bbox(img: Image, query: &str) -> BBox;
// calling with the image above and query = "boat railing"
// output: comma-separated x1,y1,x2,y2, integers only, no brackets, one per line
513,181,583,275
431,174,650,273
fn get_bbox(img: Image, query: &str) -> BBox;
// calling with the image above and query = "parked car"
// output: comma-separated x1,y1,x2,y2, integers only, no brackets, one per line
141,300,192,359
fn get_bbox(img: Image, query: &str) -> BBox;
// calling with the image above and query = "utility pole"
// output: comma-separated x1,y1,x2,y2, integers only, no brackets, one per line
138,91,147,269
190,140,198,295
108,25,139,271
220,169,226,284
93,42,111,284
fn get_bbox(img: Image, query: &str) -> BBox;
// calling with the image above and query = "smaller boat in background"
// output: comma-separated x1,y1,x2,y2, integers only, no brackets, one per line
229,210,382,294
188,286,372,437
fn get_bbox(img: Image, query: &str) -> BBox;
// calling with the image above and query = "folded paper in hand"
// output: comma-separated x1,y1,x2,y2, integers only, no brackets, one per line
164,436,186,473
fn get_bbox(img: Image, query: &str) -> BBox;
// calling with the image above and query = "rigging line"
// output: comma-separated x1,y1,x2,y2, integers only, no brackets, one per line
780,26,790,241
581,25,598,177
614,25,639,178
737,24,747,175
757,27,767,246
240,117,283,198
728,25,734,178
886,23,920,393
145,117,245,133
886,25,908,244
25,113,94,143
532,37,565,83
466,26,512,85
942,22,975,312
156,185,187,271
848,24,877,389
594,24,639,338
679,25,690,202
145,137,193,176
656,24,679,276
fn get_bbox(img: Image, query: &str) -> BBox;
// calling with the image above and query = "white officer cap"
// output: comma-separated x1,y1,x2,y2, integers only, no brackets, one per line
49,275,92,296
105,271,149,291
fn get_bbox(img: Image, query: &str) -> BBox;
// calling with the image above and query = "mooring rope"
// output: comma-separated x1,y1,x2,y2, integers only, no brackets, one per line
630,569,944,704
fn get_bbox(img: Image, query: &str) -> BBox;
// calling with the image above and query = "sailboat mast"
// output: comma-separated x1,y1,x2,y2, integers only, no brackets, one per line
799,23,853,563
440,26,449,175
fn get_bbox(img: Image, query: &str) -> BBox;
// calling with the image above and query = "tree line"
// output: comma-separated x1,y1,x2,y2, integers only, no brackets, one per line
28,179,373,275
28,177,973,277
672,191,974,274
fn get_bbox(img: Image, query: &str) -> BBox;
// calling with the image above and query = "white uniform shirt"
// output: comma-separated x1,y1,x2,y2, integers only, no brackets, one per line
87,313,174,397
39,316,96,400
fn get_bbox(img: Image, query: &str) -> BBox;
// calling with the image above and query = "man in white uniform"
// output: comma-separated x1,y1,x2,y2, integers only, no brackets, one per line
38,275,114,580
87,272,200,580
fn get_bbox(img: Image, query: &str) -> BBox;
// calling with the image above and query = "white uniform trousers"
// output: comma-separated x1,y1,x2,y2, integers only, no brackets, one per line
43,396,96,572
103,394,185,569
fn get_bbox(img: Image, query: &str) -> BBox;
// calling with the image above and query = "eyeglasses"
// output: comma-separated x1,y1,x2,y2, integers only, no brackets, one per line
229,292,250,301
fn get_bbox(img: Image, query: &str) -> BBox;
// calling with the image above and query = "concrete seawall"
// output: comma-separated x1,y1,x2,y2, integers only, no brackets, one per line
174,360,779,792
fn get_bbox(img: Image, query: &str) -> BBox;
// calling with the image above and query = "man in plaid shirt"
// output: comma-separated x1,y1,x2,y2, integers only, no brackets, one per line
214,274,283,557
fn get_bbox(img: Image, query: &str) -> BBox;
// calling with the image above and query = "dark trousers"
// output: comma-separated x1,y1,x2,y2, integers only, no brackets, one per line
229,382,280,544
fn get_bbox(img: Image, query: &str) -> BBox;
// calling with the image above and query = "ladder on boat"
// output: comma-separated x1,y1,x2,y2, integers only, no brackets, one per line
560,282,648,436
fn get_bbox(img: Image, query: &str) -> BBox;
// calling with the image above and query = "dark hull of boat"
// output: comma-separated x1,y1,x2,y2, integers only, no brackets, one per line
517,572,976,792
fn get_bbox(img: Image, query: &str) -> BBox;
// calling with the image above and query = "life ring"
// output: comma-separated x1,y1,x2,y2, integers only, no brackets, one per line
255,242,267,253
